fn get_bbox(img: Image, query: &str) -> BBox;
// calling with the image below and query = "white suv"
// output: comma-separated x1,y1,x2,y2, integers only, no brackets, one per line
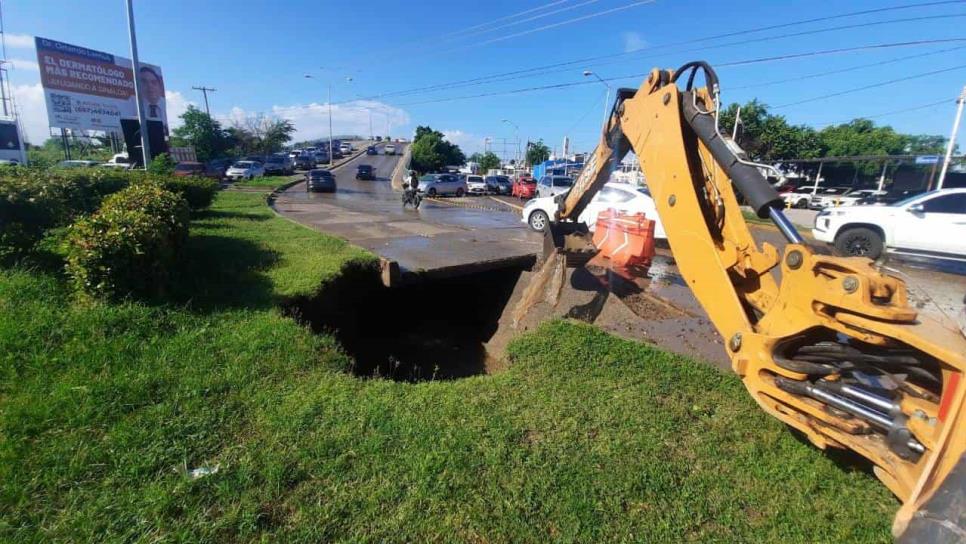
812,188,966,261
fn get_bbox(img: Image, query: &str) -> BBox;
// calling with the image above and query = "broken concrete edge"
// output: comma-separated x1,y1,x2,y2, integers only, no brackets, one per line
424,196,516,213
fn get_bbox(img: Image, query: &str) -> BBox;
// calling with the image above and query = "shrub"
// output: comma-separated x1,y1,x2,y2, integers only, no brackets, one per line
147,153,176,176
66,183,189,299
160,176,218,210
0,167,216,260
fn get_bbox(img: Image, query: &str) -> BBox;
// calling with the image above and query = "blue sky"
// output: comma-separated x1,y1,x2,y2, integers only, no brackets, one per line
4,0,965,158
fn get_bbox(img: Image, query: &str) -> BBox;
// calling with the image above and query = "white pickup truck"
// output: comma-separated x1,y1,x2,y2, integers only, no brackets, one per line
812,188,966,261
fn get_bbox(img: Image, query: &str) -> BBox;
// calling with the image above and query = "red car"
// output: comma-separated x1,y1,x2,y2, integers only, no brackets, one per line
512,178,537,199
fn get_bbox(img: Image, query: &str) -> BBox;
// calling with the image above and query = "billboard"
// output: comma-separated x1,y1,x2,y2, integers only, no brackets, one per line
35,36,168,134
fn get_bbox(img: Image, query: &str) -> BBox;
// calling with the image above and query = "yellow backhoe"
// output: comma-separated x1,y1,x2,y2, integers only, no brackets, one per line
531,61,965,541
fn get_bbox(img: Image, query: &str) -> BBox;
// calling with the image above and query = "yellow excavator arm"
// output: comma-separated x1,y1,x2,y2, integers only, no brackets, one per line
548,61,966,540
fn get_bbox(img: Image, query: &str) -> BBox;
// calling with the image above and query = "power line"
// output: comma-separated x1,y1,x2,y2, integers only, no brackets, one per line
814,98,954,127
392,39,966,106
191,86,216,116
459,0,657,50
441,0,603,43
437,0,574,40
773,63,966,108
391,12,966,101
728,46,966,90
355,0,966,102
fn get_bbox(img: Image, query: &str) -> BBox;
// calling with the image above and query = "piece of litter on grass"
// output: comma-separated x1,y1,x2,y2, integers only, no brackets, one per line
188,465,220,479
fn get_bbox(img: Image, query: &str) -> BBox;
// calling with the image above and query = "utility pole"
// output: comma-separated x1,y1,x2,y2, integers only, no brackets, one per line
125,0,150,168
192,86,216,116
937,85,966,190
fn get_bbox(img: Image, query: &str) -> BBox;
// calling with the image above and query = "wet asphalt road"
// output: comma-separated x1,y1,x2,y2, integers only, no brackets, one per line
272,143,542,280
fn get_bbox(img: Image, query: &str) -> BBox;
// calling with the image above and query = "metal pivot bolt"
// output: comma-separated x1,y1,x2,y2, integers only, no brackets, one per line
729,332,742,352
668,195,676,207
786,250,803,270
663,93,671,105
843,276,859,293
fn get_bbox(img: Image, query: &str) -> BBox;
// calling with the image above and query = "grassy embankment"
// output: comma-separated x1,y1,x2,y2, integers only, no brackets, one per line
1,191,895,542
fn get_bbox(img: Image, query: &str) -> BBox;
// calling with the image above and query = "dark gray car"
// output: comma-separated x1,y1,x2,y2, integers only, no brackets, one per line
305,169,336,192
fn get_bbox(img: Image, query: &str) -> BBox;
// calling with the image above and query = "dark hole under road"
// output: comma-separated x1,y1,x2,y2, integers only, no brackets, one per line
287,262,523,382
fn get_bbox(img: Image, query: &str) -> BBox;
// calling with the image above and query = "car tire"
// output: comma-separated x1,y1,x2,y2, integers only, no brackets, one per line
834,227,884,259
428,188,437,197
528,210,550,232
795,198,808,209
456,188,465,197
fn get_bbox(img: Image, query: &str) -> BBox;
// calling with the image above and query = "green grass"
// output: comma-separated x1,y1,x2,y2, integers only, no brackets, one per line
0,192,896,542
232,176,295,190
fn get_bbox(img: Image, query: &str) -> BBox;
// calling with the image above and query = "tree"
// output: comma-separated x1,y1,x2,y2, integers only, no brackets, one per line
719,100,823,164
147,153,176,176
477,151,501,173
227,115,296,156
171,106,232,162
526,140,551,166
409,125,466,172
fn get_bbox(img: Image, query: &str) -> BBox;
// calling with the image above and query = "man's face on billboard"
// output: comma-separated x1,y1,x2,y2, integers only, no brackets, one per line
140,69,163,104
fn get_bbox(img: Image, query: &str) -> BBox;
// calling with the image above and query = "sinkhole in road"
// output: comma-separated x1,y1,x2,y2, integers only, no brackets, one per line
287,262,524,382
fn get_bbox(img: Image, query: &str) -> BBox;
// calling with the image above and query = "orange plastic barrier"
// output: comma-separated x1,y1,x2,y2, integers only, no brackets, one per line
591,208,656,268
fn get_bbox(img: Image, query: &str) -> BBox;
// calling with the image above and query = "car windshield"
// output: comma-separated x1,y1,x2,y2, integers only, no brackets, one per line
233,162,253,168
553,177,573,187
636,187,651,197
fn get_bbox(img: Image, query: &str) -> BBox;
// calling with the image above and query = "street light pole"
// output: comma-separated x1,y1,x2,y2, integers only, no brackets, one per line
583,70,614,173
937,85,966,190
125,0,150,168
502,118,520,165
327,82,333,166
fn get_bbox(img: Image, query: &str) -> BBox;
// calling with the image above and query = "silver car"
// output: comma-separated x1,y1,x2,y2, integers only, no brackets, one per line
536,175,574,198
417,173,467,197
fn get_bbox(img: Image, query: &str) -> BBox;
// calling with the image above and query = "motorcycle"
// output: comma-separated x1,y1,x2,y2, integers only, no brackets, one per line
401,182,422,209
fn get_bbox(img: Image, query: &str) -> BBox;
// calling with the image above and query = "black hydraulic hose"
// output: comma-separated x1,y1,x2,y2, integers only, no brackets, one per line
680,91,785,218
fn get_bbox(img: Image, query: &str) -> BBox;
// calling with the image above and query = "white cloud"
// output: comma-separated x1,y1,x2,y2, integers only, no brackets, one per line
622,31,646,53
165,90,193,129
442,129,485,155
10,83,48,144
4,33,34,50
8,58,39,72
220,100,410,142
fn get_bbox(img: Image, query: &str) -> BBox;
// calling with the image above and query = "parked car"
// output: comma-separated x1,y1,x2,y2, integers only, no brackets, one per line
293,154,315,170
536,175,574,198
340,142,353,155
780,187,817,209
812,188,966,260
173,161,206,177
384,144,396,155
305,169,337,193
263,154,295,175
356,164,375,180
522,182,666,238
242,155,265,164
855,189,924,206
366,145,377,155
98,162,134,170
313,150,331,166
485,175,512,195
206,158,234,179
57,160,100,168
465,175,488,195
809,187,852,209
417,173,466,197
375,136,382,142
225,160,265,181
826,189,888,207
512,177,537,199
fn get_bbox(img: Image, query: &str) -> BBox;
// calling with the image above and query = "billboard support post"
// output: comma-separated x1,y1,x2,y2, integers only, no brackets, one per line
125,0,150,168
